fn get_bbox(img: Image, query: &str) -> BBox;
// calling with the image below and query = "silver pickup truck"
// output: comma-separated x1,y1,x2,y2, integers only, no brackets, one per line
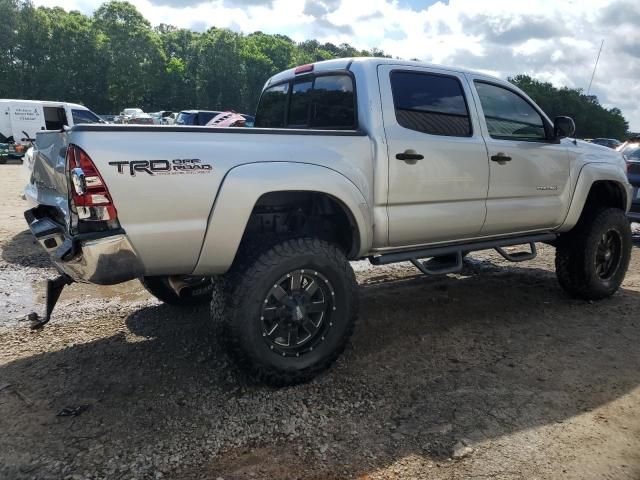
25,57,632,385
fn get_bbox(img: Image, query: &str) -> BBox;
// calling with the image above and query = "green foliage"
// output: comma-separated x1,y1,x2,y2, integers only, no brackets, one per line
0,0,630,136
0,0,387,114
510,75,629,139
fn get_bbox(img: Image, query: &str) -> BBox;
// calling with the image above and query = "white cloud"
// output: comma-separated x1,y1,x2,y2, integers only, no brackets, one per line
32,0,640,130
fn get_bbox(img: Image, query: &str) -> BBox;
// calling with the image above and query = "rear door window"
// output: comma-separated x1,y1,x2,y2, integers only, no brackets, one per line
390,71,472,137
43,107,67,130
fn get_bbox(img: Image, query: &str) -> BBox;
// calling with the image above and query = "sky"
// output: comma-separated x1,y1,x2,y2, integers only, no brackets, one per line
32,0,640,131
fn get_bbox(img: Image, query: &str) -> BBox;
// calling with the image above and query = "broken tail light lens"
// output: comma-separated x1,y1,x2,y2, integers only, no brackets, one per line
67,144,118,223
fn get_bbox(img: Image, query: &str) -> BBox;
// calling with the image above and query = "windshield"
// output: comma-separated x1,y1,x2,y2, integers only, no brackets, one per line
175,111,221,125
72,109,103,125
176,112,196,125
622,143,640,160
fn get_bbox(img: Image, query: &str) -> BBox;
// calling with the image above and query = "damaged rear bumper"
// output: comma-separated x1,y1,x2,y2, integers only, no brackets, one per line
25,207,143,285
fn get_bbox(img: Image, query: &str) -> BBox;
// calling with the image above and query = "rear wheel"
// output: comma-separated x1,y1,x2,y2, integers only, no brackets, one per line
555,208,632,300
214,237,358,386
141,275,214,306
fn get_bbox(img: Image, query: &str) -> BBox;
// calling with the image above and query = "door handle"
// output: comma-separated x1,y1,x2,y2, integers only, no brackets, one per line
491,153,512,163
396,150,424,161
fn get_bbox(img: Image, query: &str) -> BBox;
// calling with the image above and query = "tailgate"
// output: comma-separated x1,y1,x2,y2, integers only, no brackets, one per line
25,131,70,224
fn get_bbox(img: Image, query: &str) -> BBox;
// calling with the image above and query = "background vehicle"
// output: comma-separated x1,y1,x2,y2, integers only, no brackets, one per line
621,141,640,222
176,110,254,126
592,138,622,149
206,112,247,127
98,114,117,123
128,113,155,125
175,110,223,125
149,110,175,125
118,108,144,123
25,58,632,386
1,99,102,164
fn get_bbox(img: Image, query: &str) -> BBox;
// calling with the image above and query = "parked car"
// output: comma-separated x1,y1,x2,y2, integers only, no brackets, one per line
1,99,102,164
592,138,622,149
176,110,254,127
205,112,247,127
152,111,175,125
98,114,117,123
118,108,144,123
620,140,640,222
175,110,223,125
24,57,632,386
128,113,155,125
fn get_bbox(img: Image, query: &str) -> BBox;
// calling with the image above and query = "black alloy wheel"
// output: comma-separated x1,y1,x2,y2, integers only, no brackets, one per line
261,269,335,357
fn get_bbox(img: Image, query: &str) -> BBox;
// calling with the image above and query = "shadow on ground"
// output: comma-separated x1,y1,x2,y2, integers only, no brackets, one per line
1,229,52,269
1,258,639,479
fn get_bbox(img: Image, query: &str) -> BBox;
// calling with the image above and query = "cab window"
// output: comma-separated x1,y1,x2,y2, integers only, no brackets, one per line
255,83,289,128
390,71,472,137
474,81,547,141
43,107,67,130
72,109,102,125
255,74,356,129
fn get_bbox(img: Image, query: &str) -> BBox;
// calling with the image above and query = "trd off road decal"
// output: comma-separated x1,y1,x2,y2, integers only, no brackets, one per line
108,159,212,176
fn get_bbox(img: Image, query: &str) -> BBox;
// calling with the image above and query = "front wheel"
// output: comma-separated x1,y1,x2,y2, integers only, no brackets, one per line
555,208,632,300
214,238,358,386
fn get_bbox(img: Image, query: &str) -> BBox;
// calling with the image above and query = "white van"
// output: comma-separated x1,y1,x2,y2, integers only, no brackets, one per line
1,99,103,163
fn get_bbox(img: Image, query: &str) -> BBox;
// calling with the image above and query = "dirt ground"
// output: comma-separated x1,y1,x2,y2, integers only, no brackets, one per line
1,162,640,480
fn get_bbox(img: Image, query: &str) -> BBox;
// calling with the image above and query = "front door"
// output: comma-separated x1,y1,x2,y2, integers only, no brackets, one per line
378,65,490,247
469,79,571,235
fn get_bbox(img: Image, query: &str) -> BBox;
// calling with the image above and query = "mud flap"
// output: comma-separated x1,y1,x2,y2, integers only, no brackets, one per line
26,275,74,329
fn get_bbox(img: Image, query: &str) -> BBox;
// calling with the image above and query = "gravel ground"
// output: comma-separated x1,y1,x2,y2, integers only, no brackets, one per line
1,163,640,479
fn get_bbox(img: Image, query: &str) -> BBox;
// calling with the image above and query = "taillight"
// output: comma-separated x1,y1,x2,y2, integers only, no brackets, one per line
67,144,118,223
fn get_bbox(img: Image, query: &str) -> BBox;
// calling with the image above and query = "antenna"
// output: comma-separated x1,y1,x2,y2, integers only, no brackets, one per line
587,39,604,96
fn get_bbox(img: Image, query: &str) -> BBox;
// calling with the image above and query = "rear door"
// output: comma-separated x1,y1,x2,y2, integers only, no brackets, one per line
378,65,489,246
468,78,571,235
10,102,45,142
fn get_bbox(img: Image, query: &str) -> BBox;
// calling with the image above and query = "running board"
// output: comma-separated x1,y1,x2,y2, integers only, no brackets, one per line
411,252,463,275
370,233,557,271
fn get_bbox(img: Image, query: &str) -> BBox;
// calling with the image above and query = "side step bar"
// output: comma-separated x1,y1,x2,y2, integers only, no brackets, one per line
370,233,557,274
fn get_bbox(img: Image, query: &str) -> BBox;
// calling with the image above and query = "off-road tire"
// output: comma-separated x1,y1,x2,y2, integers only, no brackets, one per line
555,207,632,300
212,237,358,386
141,276,214,306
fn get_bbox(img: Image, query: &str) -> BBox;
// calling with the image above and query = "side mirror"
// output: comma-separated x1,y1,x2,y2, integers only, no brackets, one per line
553,116,575,139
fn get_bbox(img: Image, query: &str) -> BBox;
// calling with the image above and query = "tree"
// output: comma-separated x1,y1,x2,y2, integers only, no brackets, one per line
93,1,166,111
510,75,629,139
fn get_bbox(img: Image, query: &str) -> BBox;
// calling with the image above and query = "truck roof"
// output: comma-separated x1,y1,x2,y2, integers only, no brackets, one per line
266,57,503,88
0,99,90,110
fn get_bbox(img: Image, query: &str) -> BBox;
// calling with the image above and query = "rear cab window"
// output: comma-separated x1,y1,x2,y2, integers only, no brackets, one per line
390,71,472,137
255,73,356,130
